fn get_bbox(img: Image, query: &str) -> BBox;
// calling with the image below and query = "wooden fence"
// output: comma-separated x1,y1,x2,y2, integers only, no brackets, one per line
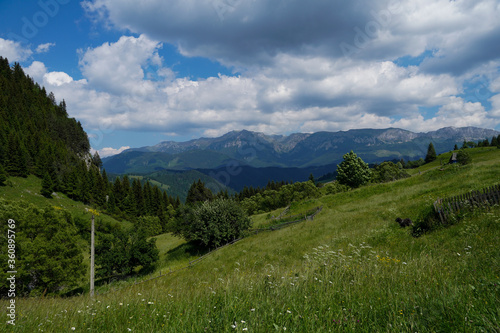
433,184,500,223
250,206,323,233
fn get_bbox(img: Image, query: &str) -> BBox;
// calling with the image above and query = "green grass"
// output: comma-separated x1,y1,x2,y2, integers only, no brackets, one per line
0,175,132,230
2,148,500,332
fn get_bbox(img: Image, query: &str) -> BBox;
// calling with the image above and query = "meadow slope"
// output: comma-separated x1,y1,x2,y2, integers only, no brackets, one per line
3,148,500,332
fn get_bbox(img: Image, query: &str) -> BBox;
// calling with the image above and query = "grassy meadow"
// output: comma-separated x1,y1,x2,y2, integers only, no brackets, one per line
2,148,500,332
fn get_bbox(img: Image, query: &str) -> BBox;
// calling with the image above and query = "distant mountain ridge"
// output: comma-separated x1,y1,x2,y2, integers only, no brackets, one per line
104,126,498,171
133,127,497,155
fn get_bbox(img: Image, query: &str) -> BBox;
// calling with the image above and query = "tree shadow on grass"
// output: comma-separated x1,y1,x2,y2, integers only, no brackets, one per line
163,241,211,264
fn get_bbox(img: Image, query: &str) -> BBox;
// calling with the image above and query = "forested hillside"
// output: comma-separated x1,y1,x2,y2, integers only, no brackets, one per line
0,59,173,296
0,57,90,186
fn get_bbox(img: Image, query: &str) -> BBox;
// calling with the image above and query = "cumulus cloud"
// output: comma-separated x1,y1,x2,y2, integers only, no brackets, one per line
0,38,32,62
23,34,499,145
83,0,385,67
35,43,55,54
91,146,131,158
7,0,499,152
78,34,163,95
83,0,500,72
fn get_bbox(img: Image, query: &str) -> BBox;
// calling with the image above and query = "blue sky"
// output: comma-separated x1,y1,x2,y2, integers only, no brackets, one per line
1,0,500,157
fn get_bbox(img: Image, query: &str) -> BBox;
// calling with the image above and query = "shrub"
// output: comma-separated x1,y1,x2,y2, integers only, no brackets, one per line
325,181,350,194
371,161,411,183
456,149,471,165
176,198,251,248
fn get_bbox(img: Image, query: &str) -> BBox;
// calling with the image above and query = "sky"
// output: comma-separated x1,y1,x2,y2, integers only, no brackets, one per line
1,0,500,157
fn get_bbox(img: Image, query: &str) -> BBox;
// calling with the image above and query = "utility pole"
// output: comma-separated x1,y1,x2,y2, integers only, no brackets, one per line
90,214,95,298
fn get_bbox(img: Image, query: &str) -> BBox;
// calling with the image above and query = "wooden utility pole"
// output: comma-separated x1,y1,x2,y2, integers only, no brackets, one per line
90,214,95,298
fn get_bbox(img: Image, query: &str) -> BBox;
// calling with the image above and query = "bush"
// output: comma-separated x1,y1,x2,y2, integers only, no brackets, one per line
325,181,350,194
456,149,471,165
371,162,411,183
96,228,159,278
175,198,251,248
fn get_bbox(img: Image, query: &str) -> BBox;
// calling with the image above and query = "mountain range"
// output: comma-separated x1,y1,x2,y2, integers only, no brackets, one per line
103,126,499,172
101,126,499,194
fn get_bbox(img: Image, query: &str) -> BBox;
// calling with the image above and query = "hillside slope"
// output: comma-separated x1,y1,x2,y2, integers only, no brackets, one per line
7,147,500,332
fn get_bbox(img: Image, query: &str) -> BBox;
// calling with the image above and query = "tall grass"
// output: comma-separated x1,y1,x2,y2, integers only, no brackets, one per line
3,148,499,332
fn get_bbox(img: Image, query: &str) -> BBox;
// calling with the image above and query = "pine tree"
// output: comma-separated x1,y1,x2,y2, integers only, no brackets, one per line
425,142,437,163
112,177,125,210
336,151,371,188
308,173,315,184
491,135,499,147
0,164,7,186
40,172,54,198
186,179,213,205
132,178,145,216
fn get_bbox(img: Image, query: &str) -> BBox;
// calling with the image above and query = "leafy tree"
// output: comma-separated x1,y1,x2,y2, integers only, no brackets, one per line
425,142,437,163
136,215,162,237
174,198,251,248
0,200,85,295
128,229,159,274
96,227,159,278
335,151,371,188
95,229,131,278
456,149,472,165
453,144,459,151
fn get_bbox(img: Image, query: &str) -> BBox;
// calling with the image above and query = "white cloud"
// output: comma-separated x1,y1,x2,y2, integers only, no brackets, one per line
83,0,500,74
78,34,163,96
13,0,500,147
92,146,131,158
35,43,55,54
44,71,73,86
25,34,499,144
25,61,48,81
0,38,32,62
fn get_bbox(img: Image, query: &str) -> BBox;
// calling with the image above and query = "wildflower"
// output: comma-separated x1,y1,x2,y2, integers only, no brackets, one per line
243,328,248,331
71,328,75,331
250,308,255,312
